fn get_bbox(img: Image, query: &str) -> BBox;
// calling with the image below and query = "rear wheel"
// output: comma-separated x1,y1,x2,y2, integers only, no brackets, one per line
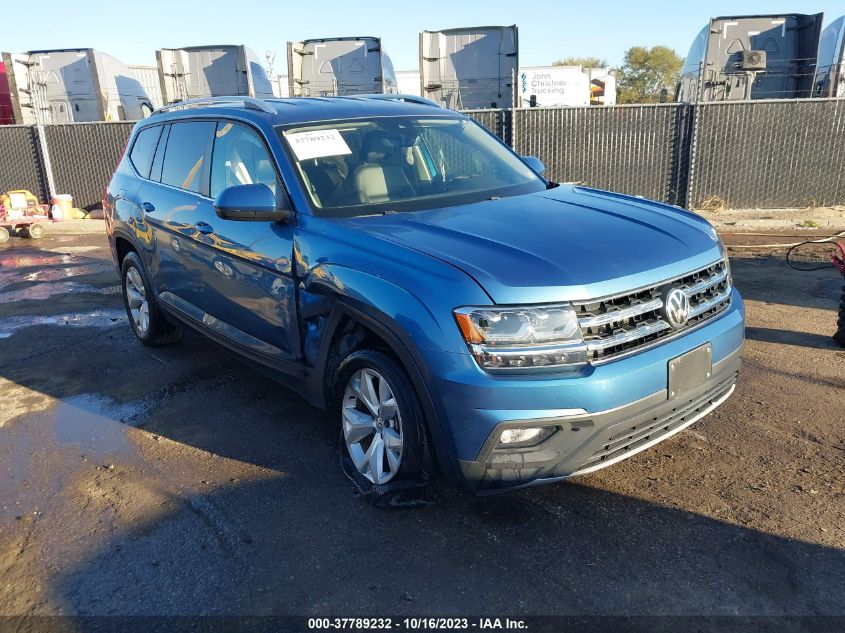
27,223,46,239
120,251,182,346
0,227,9,243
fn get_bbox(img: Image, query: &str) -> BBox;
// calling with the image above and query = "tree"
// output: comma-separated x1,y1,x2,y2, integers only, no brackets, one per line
553,56,609,69
616,46,683,103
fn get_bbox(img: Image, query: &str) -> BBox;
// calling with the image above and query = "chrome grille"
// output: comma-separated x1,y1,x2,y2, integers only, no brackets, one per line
573,260,732,363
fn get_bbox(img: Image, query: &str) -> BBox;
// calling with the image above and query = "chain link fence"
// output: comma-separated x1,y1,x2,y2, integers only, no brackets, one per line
463,109,512,143
688,99,845,209
0,125,49,203
45,122,135,210
1,100,845,211
512,104,694,206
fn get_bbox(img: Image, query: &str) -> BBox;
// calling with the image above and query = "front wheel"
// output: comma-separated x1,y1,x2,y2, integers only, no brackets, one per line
27,223,46,239
335,349,432,503
0,227,9,243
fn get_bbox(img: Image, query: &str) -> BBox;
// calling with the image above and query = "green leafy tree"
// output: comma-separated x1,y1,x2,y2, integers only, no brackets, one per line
616,46,683,103
553,56,609,68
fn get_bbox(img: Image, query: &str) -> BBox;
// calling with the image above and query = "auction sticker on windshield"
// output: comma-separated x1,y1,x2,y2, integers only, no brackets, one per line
286,129,352,161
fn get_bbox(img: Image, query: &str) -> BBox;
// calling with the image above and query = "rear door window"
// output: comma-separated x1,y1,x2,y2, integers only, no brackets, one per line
129,125,162,178
160,121,216,195
149,125,170,183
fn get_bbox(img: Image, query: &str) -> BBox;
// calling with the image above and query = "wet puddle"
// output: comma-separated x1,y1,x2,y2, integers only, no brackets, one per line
0,282,121,302
0,309,127,339
0,252,86,270
0,393,144,517
0,254,112,287
48,394,145,449
43,246,102,254
20,263,110,282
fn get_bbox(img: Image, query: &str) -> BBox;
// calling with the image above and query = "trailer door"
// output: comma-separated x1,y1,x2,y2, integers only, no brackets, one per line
287,42,305,96
189,47,247,97
421,27,518,110
291,38,384,96
157,49,189,103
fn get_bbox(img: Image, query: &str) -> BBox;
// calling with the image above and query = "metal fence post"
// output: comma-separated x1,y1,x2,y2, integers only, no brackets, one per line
510,68,517,149
684,102,700,210
35,123,56,200
28,61,57,201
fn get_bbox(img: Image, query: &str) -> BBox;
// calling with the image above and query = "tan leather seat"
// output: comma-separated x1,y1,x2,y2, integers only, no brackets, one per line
353,131,416,203
353,164,415,203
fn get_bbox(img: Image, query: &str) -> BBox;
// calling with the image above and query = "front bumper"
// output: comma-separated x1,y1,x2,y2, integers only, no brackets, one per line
459,347,740,492
427,289,745,492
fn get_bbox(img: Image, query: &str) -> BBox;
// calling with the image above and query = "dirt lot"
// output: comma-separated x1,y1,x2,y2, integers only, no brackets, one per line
0,233,843,618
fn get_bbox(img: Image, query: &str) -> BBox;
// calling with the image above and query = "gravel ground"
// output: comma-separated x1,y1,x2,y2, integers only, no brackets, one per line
0,233,843,618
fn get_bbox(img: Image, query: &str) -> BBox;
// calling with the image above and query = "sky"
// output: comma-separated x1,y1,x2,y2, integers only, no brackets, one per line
4,0,845,71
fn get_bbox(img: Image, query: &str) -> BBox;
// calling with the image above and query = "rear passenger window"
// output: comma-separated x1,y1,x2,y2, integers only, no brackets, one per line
160,121,216,195
129,125,162,178
210,122,280,199
149,125,170,183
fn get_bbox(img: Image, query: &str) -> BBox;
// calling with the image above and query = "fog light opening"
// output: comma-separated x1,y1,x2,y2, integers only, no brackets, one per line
496,426,557,449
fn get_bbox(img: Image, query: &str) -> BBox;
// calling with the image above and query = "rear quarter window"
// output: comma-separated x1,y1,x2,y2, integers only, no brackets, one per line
129,125,162,178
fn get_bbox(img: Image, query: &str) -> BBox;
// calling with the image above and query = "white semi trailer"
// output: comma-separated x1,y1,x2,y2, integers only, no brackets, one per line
677,13,824,102
287,37,398,97
395,70,422,97
156,45,274,105
420,25,518,110
1,49,153,124
813,15,845,97
128,65,164,109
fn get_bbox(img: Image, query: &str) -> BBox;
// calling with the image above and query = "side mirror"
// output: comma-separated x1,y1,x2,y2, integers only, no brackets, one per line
213,184,290,222
522,156,545,175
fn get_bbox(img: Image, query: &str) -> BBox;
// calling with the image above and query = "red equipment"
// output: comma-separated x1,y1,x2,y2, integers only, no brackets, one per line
833,241,845,348
831,241,845,275
0,190,52,244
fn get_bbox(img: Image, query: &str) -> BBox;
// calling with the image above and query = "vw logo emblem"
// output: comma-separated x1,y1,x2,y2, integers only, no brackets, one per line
662,287,690,329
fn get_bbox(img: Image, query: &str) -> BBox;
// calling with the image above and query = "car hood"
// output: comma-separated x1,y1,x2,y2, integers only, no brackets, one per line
345,185,724,304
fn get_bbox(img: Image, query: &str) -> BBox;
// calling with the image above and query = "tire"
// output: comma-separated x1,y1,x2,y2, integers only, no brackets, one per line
0,227,9,243
27,223,46,239
335,349,430,491
120,251,182,346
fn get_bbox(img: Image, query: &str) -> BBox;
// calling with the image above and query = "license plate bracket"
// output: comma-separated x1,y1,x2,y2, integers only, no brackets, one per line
668,343,712,400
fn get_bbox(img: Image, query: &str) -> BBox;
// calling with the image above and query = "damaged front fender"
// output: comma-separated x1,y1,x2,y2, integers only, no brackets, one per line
297,263,464,483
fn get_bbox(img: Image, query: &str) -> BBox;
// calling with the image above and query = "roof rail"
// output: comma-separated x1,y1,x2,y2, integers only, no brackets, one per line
152,96,276,115
356,94,442,108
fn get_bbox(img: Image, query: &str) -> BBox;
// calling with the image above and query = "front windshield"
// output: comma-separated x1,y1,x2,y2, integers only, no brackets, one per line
278,116,546,216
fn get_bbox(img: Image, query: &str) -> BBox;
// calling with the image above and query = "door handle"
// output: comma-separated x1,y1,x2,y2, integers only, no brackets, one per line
194,221,214,235
141,201,155,213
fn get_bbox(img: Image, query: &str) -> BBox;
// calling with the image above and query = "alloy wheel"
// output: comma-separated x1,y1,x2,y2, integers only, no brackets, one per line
125,266,150,334
342,368,404,484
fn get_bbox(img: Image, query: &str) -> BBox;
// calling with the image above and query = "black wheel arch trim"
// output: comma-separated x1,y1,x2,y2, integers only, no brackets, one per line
307,299,461,483
110,226,147,268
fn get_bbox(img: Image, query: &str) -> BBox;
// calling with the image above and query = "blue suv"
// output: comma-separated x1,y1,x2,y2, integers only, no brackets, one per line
105,95,744,496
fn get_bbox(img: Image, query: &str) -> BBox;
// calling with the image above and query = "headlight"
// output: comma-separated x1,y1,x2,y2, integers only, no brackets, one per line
719,240,733,285
453,304,587,370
